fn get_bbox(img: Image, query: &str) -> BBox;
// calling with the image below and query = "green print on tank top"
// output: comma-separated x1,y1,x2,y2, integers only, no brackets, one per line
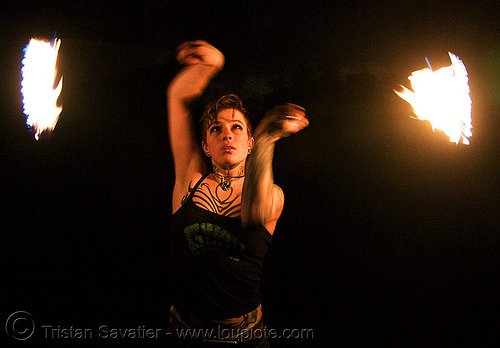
183,223,245,260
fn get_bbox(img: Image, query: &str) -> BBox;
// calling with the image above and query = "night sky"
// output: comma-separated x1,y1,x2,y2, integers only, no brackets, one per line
2,1,500,347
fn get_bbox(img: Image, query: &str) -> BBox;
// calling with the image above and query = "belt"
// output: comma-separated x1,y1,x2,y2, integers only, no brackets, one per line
169,306,265,345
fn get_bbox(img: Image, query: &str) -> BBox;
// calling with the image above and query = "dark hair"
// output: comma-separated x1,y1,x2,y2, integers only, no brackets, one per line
200,94,252,142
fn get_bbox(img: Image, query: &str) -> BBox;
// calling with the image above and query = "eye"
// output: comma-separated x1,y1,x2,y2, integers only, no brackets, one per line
232,124,243,131
209,125,221,133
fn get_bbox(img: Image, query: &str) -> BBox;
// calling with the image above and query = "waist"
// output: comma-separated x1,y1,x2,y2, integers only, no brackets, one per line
170,305,264,344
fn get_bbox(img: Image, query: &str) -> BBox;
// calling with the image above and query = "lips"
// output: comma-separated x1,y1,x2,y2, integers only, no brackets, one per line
221,144,236,152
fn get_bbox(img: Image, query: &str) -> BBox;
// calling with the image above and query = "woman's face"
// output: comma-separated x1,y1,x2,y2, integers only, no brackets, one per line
203,109,254,169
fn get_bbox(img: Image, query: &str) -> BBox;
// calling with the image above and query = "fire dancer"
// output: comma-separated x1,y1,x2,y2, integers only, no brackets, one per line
167,40,308,346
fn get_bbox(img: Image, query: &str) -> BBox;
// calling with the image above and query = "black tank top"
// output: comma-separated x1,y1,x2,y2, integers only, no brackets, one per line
169,174,272,320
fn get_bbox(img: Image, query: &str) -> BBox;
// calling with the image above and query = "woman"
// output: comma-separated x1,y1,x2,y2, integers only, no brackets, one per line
167,40,308,346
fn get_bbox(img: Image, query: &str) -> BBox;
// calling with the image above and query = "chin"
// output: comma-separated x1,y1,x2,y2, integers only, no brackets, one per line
218,156,245,167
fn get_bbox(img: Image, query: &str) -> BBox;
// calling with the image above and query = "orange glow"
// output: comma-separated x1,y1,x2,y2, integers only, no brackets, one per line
395,53,472,144
21,38,63,140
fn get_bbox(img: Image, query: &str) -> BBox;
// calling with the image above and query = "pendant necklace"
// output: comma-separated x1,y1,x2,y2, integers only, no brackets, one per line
212,172,244,191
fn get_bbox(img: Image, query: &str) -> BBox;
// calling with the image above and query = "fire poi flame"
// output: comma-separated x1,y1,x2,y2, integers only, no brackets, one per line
395,52,472,144
21,38,63,140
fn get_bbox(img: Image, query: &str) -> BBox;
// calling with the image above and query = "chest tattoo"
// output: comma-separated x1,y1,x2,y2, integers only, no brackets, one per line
192,182,242,217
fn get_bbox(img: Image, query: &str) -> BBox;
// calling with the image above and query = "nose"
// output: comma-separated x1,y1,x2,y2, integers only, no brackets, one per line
222,127,233,140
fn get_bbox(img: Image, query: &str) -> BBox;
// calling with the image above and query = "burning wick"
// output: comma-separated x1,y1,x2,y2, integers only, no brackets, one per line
21,37,63,140
425,57,432,71
395,52,472,145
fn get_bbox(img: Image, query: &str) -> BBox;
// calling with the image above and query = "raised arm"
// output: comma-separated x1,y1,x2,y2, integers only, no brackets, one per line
167,41,225,212
241,104,309,234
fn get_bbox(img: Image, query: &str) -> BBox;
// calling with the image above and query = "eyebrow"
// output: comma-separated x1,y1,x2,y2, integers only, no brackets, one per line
211,119,244,126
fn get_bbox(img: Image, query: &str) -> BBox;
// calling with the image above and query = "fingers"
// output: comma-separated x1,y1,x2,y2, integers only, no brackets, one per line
283,117,309,132
176,40,206,52
176,40,206,57
257,104,308,139
270,104,306,117
175,40,224,68
269,104,308,127
176,41,204,64
285,103,306,114
280,104,309,133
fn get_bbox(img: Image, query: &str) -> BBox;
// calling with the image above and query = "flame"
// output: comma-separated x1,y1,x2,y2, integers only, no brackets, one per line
395,52,472,144
21,38,63,140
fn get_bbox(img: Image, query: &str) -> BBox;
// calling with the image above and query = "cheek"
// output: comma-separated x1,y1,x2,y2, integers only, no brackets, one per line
237,135,250,146
204,137,216,151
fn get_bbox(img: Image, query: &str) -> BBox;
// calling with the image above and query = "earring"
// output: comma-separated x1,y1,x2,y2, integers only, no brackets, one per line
247,148,252,154
205,152,210,157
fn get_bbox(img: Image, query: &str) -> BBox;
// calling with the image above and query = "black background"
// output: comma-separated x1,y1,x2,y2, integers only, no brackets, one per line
2,1,500,347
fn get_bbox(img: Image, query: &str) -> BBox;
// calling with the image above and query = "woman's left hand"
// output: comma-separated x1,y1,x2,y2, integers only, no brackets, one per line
254,103,309,141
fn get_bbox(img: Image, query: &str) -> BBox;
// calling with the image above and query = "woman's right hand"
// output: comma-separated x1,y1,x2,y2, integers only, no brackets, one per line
175,40,225,71
168,40,225,102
